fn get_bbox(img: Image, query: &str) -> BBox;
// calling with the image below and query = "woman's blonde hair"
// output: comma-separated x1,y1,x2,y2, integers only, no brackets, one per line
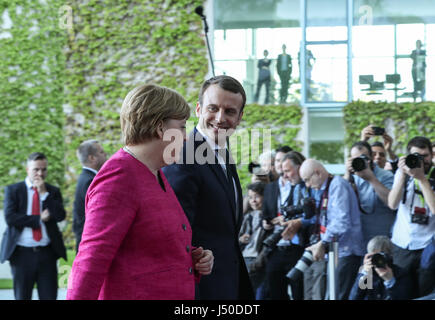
120,84,190,145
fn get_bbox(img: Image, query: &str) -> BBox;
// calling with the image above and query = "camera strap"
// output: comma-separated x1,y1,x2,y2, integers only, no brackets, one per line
409,166,435,212
348,174,369,215
315,175,333,235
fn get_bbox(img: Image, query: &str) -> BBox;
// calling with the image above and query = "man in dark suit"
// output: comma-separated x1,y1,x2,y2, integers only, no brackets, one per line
163,75,254,300
0,152,67,300
73,140,107,252
277,44,292,104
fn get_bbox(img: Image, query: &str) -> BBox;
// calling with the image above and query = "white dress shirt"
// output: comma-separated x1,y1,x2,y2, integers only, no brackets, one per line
16,177,51,247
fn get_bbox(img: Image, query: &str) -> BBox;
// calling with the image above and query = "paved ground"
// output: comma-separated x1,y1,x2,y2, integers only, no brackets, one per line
0,288,67,300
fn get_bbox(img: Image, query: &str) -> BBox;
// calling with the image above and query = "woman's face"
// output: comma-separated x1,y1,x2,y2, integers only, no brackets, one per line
161,118,187,165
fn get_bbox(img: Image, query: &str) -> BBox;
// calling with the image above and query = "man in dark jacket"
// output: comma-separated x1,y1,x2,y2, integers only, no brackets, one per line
73,140,107,252
0,152,67,300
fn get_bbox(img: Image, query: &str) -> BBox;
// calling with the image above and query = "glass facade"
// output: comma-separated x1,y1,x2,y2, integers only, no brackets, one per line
212,0,435,170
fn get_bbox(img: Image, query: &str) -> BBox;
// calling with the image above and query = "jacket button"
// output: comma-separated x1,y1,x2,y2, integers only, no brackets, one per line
186,245,190,252
182,224,187,231
189,267,193,274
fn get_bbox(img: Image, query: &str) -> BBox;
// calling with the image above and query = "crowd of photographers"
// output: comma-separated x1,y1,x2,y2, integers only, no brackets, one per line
239,126,435,300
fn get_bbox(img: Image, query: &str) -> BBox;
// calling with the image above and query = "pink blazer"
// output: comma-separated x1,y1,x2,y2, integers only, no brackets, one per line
67,149,197,300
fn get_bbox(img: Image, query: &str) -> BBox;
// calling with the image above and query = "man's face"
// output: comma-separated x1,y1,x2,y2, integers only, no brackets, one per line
301,168,323,190
372,146,387,169
274,151,287,176
196,84,243,145
409,146,432,174
26,159,48,184
92,143,108,171
260,158,274,175
350,146,372,167
282,159,300,185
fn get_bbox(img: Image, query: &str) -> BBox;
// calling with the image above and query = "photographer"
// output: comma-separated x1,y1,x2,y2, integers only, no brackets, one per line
344,141,395,247
388,136,435,298
261,151,314,300
301,159,365,300
361,125,399,172
349,236,412,300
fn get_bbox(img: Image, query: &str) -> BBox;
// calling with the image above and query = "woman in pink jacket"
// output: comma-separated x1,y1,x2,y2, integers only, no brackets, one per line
67,84,214,300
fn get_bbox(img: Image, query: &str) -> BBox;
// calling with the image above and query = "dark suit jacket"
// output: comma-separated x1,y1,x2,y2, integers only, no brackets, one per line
72,168,96,248
277,53,292,77
163,129,254,300
262,180,280,222
0,181,67,263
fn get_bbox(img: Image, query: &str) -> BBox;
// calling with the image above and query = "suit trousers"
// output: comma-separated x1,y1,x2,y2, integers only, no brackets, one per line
265,245,304,300
10,245,58,300
303,260,326,300
392,244,424,298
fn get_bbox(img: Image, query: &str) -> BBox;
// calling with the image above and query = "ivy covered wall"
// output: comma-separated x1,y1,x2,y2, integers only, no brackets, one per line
343,101,435,155
0,0,66,200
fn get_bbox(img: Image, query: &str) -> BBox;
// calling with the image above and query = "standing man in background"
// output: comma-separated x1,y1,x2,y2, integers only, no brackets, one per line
0,152,67,300
277,44,292,104
163,75,254,300
73,140,107,252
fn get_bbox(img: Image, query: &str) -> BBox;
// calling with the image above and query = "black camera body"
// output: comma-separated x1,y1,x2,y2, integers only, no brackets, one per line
372,126,385,136
351,154,370,172
263,197,317,249
405,153,424,169
411,206,429,225
371,252,393,269
280,197,317,221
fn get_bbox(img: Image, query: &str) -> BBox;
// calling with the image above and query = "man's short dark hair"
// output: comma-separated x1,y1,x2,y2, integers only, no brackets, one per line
198,75,246,112
407,136,432,154
275,145,293,154
27,152,47,162
247,181,266,196
351,141,373,158
371,141,385,149
282,151,306,166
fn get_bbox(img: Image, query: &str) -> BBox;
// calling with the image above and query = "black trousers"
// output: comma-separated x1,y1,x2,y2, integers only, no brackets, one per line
265,245,304,300
337,255,362,300
10,245,58,300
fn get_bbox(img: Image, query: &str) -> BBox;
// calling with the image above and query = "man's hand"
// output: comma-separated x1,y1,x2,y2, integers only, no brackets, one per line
192,247,214,275
375,265,394,282
262,219,273,230
398,155,426,181
306,241,325,261
41,209,50,222
32,177,47,195
271,215,284,225
281,219,302,240
361,125,375,141
239,233,250,244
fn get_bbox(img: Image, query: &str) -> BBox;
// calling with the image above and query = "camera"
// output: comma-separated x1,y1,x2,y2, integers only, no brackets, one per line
405,153,424,169
371,252,392,269
411,206,429,225
351,154,370,172
262,197,317,249
286,250,314,282
280,197,317,221
372,126,385,136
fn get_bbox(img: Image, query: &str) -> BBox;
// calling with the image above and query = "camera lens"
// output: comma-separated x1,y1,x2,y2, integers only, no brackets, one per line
286,250,314,282
371,252,389,269
405,154,420,169
351,157,367,172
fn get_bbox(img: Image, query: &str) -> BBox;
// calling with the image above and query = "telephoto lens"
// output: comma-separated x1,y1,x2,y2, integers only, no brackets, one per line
286,250,314,282
405,153,422,169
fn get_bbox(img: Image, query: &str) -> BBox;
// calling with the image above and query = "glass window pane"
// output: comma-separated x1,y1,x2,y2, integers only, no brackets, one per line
305,44,348,102
396,24,425,55
214,29,252,60
306,26,348,42
352,25,394,57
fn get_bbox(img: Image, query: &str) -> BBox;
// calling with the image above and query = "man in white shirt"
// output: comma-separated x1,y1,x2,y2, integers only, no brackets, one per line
388,136,435,298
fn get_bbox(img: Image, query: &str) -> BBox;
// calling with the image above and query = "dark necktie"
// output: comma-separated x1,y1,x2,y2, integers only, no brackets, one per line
216,148,237,208
32,187,42,241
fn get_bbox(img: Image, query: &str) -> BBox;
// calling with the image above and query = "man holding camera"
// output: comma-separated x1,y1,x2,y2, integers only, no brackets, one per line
344,141,395,248
361,125,399,172
349,236,412,300
261,151,315,300
388,136,435,298
300,159,365,300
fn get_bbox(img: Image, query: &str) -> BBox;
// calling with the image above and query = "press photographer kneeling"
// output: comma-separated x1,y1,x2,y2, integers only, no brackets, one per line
349,236,412,300
388,136,435,299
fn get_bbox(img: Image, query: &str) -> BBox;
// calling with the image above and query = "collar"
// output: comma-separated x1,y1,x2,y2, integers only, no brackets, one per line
82,166,98,175
196,125,228,151
25,177,33,190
